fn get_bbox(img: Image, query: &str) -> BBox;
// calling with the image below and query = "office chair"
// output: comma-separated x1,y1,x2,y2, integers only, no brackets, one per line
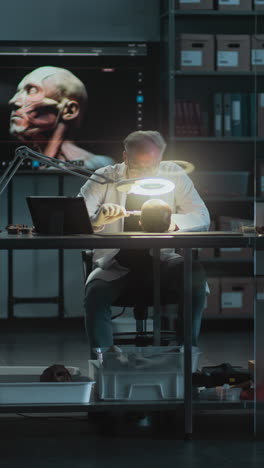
81,250,182,346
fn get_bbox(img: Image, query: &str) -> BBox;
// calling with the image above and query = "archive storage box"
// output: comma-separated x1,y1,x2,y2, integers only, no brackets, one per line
253,0,264,9
176,35,214,71
218,216,253,258
175,0,213,9
216,0,252,10
220,277,254,316
97,346,200,401
252,36,264,71
191,171,249,197
216,35,250,71
203,278,221,316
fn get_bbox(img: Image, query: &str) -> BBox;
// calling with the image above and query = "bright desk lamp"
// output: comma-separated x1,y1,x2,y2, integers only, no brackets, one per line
0,146,179,196
116,177,175,196
116,160,194,195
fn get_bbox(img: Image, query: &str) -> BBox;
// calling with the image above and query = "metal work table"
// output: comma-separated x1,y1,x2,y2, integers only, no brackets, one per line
0,231,254,436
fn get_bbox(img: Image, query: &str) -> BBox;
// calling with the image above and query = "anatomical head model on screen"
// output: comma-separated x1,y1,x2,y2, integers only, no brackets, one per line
8,66,113,169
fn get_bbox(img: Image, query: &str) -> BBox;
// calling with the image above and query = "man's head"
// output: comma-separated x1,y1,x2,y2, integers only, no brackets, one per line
123,130,166,179
9,66,88,142
140,199,172,233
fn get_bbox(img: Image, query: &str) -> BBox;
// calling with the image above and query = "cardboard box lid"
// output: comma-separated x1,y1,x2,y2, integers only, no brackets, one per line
221,277,254,287
207,277,220,287
216,35,250,41
177,34,214,41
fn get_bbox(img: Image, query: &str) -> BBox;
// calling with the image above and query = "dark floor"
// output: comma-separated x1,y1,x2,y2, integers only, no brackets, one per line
0,319,261,467
0,318,254,370
0,418,260,468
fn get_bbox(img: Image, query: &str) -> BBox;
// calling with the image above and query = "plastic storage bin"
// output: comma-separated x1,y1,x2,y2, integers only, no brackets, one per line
0,366,94,405
0,366,81,383
199,385,241,401
97,346,200,401
0,382,94,405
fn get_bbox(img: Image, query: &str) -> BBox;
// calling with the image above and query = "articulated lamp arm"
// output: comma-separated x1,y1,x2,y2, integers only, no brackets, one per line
0,146,179,197
0,145,114,196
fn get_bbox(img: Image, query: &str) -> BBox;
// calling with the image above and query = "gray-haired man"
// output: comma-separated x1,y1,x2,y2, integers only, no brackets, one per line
79,130,210,352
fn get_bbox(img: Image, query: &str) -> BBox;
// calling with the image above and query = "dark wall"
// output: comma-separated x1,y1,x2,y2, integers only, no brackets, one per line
0,0,161,319
0,0,160,42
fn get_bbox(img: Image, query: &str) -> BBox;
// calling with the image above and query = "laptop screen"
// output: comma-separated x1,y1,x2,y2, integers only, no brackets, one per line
26,196,94,235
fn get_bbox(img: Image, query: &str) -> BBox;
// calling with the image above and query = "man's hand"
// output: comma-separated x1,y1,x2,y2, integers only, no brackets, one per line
91,203,128,228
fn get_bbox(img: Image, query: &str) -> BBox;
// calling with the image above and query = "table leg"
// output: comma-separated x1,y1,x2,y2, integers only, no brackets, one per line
153,247,161,346
7,180,14,319
184,247,193,438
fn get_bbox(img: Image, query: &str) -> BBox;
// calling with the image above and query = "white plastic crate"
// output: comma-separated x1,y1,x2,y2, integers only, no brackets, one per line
0,382,93,405
0,366,94,405
0,366,81,383
99,370,186,400
97,346,200,401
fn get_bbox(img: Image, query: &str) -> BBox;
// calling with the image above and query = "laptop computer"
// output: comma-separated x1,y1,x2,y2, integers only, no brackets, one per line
26,196,94,235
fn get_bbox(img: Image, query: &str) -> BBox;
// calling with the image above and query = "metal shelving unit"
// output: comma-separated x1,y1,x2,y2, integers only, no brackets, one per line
161,0,258,318
170,137,264,142
161,10,264,17
173,70,264,75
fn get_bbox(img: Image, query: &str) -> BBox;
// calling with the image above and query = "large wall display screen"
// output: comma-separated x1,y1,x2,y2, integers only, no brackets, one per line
0,43,159,171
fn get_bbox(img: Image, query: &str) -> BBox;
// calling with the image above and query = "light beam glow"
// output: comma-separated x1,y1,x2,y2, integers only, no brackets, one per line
129,177,175,196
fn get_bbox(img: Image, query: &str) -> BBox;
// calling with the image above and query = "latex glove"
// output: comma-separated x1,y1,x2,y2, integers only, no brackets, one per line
91,203,128,228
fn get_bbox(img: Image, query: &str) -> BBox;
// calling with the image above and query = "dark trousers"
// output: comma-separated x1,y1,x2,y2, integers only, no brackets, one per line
84,257,206,350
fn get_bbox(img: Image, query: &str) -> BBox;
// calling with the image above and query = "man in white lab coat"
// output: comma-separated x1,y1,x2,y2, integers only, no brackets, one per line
79,130,210,352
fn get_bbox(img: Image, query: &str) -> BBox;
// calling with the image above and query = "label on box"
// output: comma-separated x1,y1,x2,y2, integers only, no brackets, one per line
221,248,242,252
180,0,200,3
221,292,243,308
257,292,264,301
215,115,221,131
219,0,240,4
225,115,231,131
217,51,238,67
252,50,264,66
255,0,264,4
232,101,241,120
181,51,202,67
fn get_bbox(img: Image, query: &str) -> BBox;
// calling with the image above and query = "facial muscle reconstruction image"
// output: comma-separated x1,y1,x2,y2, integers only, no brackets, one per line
8,66,114,169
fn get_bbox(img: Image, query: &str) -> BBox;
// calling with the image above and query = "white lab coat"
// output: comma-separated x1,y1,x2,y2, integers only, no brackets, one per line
78,161,210,283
